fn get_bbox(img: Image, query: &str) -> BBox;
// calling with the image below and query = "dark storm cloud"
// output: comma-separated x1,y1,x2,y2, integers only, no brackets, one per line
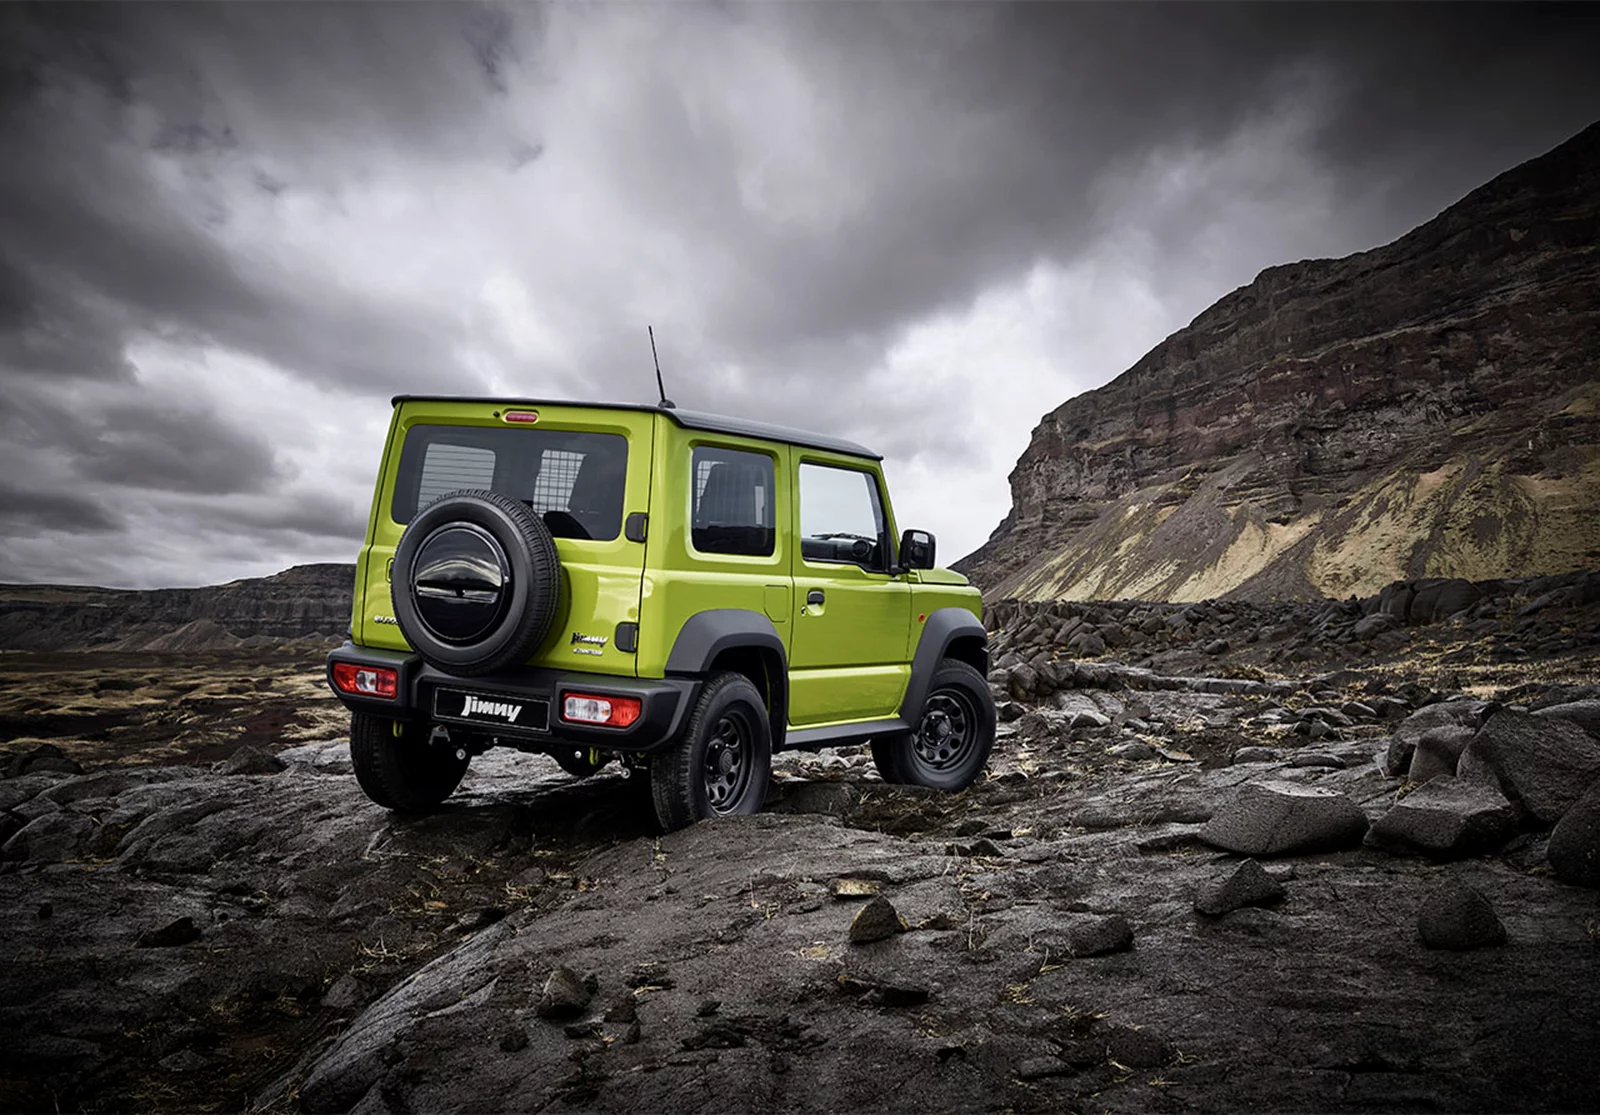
0,0,1597,587
0,486,123,534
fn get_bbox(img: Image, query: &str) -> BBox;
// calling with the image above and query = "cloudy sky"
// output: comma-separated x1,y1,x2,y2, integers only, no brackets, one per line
2,2,1598,589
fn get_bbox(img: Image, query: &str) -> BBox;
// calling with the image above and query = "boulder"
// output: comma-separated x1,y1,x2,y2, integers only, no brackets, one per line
848,896,906,944
1193,859,1285,916
1547,780,1600,888
1408,578,1484,624
1365,777,1519,859
1416,881,1506,951
1407,726,1475,784
1462,710,1600,825
1533,700,1600,742
1200,781,1370,856
535,966,593,1020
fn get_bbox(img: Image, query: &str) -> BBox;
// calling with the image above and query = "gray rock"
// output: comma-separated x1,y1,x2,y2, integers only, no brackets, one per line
1015,712,1051,740
1108,742,1157,761
1289,753,1347,769
1395,701,1485,744
1463,710,1600,825
848,896,905,944
1069,632,1107,658
135,916,203,948
1,811,95,863
1384,735,1417,777
220,746,288,776
1407,726,1474,784
1534,700,1600,742
1547,780,1600,888
1016,1055,1073,1080
322,973,372,1011
1417,881,1506,951
1070,710,1110,730
1057,913,1133,957
1194,859,1285,916
535,966,593,1020
1366,777,1519,859
1204,639,1230,655
1201,780,1370,856
1007,665,1040,699
1353,613,1400,639
1232,746,1280,765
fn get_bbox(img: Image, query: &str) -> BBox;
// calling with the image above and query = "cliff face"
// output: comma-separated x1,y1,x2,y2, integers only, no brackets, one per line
956,121,1600,602
0,564,355,651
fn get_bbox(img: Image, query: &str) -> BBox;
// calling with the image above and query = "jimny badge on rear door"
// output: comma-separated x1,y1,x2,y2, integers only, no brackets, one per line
571,632,607,656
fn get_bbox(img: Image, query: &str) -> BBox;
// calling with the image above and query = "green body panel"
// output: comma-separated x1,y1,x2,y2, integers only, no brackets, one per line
635,418,792,677
785,449,911,726
355,400,655,677
348,399,985,730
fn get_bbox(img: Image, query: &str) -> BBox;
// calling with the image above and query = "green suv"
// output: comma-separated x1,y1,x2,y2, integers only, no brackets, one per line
326,396,994,830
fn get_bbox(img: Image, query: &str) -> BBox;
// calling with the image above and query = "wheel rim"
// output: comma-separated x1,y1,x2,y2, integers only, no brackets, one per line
911,689,977,772
703,711,754,814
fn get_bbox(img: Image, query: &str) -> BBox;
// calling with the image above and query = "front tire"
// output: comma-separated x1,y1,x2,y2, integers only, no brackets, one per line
650,673,772,832
349,712,469,812
871,659,995,791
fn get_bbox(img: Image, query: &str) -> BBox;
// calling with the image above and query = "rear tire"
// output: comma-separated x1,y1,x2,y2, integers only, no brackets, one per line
651,673,772,832
871,659,994,791
349,712,469,812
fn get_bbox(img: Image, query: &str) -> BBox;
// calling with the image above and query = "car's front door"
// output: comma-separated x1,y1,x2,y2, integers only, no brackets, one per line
786,456,913,727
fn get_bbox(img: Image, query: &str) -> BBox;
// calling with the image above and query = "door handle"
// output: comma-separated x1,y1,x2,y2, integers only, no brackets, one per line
807,590,825,606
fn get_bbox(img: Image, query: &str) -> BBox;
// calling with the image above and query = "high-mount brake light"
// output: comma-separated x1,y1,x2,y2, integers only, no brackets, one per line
332,662,398,699
561,693,642,728
502,410,540,424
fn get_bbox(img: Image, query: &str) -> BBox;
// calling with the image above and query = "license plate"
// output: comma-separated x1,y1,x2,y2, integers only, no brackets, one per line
432,688,550,734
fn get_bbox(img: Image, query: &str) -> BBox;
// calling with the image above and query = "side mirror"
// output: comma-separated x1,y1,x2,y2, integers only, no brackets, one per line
898,528,936,572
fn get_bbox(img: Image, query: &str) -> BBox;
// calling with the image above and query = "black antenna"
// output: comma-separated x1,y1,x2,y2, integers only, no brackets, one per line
648,326,675,409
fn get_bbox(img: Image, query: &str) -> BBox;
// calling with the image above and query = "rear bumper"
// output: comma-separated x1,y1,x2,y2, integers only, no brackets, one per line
325,642,697,753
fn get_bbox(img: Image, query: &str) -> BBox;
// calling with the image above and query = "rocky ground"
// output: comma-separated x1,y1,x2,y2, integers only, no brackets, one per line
3,575,1600,1114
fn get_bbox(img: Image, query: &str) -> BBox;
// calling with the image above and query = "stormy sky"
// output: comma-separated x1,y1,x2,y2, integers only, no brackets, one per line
2,2,1598,589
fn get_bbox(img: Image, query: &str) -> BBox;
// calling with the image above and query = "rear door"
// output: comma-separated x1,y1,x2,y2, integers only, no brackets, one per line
361,400,653,677
786,454,912,726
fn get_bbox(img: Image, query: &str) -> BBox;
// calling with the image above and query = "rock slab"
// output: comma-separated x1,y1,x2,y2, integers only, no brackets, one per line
1200,780,1370,856
1366,777,1519,860
1463,710,1600,825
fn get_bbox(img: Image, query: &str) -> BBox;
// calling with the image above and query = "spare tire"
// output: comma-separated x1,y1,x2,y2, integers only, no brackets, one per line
391,489,561,676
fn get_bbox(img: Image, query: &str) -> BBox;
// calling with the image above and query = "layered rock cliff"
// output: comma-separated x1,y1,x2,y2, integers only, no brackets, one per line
0,563,354,651
956,120,1600,602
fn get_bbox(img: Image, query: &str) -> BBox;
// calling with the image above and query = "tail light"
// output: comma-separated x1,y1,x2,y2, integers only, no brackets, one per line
332,662,398,699
561,693,642,728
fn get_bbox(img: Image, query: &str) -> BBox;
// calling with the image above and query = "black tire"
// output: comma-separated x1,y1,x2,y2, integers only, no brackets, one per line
349,711,470,812
391,489,561,677
650,673,772,831
552,747,610,779
871,659,995,791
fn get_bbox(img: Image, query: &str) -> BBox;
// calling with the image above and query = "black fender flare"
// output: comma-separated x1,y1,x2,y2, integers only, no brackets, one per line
899,607,989,723
665,609,789,747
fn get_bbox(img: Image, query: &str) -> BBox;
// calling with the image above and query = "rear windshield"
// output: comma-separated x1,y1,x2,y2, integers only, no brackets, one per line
391,424,629,541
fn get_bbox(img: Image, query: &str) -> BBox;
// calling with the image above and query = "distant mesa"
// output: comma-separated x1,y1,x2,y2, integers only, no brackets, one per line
0,564,354,653
956,119,1600,603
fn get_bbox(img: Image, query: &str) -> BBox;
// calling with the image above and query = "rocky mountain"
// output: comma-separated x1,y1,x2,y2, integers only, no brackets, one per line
0,563,354,652
956,120,1600,602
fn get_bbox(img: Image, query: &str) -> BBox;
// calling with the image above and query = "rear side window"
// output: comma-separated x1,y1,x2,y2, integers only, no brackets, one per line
392,425,628,541
691,446,775,557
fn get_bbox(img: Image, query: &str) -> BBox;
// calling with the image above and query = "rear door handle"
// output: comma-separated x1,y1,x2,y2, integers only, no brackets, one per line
807,590,825,606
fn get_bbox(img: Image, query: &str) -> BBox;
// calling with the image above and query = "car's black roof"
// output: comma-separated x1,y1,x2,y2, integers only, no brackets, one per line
390,396,882,461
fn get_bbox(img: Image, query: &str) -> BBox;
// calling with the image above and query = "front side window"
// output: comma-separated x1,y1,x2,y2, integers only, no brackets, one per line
392,425,628,541
798,462,889,571
691,446,775,557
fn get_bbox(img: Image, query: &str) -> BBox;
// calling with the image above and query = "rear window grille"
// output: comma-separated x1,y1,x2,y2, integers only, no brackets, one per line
527,450,583,514
416,443,496,508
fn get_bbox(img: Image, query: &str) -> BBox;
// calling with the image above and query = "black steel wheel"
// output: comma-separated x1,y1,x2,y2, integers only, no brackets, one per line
349,711,469,812
871,659,995,791
651,672,771,831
